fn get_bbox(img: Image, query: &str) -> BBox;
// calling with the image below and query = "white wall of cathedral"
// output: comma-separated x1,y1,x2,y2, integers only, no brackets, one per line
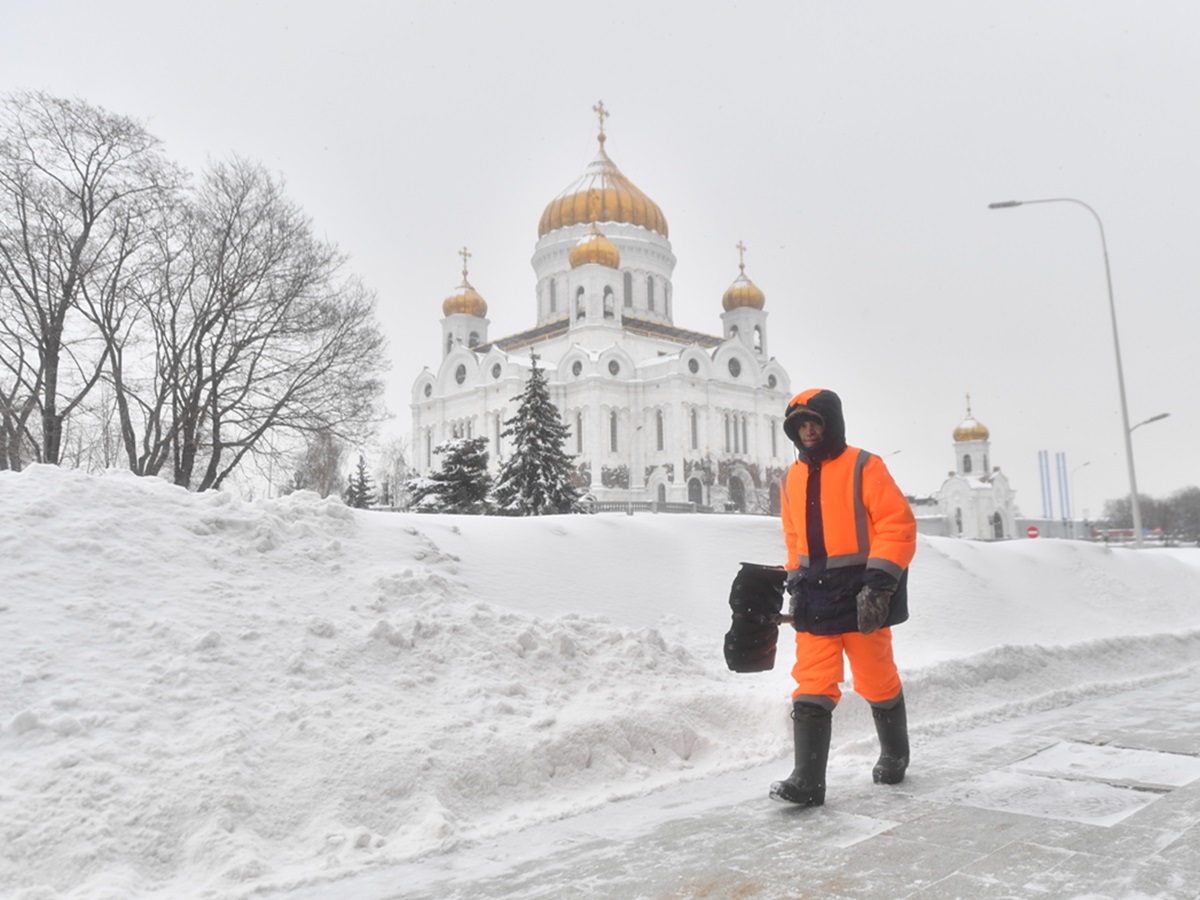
533,222,677,328
411,341,792,508
721,307,769,359
441,313,490,358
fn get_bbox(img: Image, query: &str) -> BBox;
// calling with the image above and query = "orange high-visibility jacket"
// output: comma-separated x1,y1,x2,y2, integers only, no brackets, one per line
782,448,916,581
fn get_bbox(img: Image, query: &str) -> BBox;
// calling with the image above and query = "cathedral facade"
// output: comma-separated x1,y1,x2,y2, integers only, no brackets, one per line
411,106,792,513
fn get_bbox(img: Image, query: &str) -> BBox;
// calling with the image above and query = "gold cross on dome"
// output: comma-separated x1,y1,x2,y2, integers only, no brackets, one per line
593,100,609,136
736,240,747,271
965,392,972,416
459,246,472,278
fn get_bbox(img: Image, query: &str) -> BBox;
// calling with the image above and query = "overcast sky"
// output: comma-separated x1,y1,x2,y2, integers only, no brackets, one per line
3,1,1196,521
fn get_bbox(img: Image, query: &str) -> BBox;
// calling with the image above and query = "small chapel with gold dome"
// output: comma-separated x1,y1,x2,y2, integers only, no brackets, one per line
411,103,792,512
929,399,1017,539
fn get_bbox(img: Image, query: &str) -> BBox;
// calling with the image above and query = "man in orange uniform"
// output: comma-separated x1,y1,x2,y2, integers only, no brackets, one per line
771,388,917,806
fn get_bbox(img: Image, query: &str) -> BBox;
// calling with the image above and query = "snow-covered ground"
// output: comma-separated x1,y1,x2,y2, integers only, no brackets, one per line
3,465,1199,899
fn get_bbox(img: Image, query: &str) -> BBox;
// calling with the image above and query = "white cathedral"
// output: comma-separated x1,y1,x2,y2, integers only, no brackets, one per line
411,104,792,513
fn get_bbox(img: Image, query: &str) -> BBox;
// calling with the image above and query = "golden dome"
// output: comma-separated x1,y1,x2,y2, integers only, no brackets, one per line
442,247,487,317
953,397,990,442
538,132,668,238
442,281,487,317
569,222,621,269
722,241,766,311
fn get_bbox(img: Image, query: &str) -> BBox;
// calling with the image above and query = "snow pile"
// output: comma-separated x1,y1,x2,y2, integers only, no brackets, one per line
2,465,1198,899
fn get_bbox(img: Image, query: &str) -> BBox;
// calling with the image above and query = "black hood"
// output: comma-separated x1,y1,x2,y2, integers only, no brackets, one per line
783,388,848,463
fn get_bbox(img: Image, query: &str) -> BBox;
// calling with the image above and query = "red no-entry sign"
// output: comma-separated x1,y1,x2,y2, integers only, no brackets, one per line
1026,526,1040,539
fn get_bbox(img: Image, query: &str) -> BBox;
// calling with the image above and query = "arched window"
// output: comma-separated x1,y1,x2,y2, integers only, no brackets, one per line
665,282,672,317
724,413,731,452
955,508,963,535
610,411,618,452
549,278,557,312
468,332,480,348
603,286,615,318
984,454,989,473
753,326,763,352
656,410,664,451
688,478,703,504
446,334,453,354
657,483,667,504
576,286,586,320
742,416,749,453
575,412,583,454
647,275,655,311
729,476,745,512
770,419,778,458
963,455,973,474
690,409,698,450
623,271,633,307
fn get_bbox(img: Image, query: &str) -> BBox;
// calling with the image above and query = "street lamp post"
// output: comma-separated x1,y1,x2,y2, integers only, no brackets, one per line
1130,412,1170,433
988,197,1146,547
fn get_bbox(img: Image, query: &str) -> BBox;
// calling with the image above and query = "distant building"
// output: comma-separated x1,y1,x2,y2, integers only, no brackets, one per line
411,104,792,512
915,400,1017,539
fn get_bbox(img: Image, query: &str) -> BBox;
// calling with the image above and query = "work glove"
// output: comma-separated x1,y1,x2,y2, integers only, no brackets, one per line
856,585,894,635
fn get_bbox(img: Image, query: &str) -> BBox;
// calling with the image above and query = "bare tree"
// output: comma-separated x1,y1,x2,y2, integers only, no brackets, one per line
377,435,411,508
154,157,386,490
0,91,175,467
285,426,347,498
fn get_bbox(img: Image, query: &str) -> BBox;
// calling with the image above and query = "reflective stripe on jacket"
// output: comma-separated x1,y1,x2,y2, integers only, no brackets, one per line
782,446,917,633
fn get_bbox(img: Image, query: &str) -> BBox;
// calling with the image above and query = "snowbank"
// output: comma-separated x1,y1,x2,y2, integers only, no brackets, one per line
2,465,1198,898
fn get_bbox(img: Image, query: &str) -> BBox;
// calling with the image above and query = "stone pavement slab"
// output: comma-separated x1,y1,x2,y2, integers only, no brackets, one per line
291,664,1200,900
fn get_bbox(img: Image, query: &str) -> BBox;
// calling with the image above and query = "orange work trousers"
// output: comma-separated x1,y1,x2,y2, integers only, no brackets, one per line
790,628,902,710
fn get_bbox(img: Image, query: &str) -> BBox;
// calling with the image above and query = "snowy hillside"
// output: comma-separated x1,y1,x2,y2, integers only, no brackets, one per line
3,465,1199,899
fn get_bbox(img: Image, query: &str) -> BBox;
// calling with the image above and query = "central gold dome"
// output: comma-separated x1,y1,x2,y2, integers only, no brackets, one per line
539,133,668,238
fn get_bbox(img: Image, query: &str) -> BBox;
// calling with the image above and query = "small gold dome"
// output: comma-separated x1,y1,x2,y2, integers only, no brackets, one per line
722,272,766,311
539,132,668,238
442,280,487,318
569,222,621,269
953,399,990,442
442,248,488,318
722,242,766,310
953,418,989,442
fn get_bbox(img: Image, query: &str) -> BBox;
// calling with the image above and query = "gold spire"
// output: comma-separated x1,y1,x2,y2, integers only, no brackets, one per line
442,246,487,318
593,99,609,144
722,240,766,311
953,395,990,442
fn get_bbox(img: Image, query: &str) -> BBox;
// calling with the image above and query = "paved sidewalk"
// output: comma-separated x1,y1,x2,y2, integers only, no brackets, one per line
333,665,1200,900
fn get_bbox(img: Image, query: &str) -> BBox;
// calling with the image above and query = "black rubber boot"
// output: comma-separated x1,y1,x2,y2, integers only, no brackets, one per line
769,702,831,806
871,693,909,785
